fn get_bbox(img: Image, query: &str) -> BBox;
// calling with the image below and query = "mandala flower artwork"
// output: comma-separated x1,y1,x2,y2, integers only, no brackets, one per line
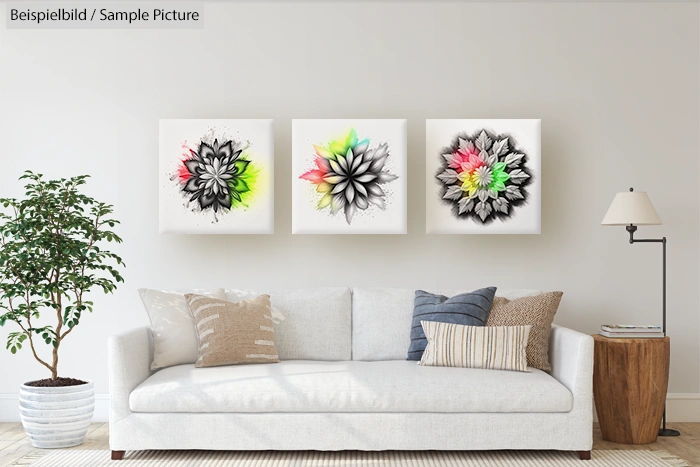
437,130,532,223
177,138,256,213
299,129,398,224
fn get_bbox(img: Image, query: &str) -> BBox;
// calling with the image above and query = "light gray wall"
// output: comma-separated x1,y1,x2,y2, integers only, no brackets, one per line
0,2,698,409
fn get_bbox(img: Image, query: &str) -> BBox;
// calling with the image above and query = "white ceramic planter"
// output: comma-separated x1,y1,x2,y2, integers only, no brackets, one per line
19,381,94,449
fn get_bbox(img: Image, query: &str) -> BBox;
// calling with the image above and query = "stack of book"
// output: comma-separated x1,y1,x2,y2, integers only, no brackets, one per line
598,325,664,338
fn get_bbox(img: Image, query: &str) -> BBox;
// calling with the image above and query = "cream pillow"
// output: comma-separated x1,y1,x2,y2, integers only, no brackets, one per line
419,321,531,372
138,288,225,370
185,294,279,367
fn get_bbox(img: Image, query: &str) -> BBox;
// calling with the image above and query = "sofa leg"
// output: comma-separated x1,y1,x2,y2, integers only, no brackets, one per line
111,451,125,460
576,451,591,460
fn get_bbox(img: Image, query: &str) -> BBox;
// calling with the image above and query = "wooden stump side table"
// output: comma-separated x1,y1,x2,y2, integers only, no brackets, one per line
592,334,670,444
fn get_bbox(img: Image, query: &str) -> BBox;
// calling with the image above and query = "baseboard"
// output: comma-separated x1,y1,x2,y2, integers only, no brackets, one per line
665,393,700,422
2,393,700,423
0,393,110,422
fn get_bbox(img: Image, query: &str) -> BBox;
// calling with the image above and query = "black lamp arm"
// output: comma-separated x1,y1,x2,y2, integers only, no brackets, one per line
626,224,665,244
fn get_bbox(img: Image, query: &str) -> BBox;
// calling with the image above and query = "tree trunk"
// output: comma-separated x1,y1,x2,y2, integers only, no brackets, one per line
52,279,62,381
51,344,59,380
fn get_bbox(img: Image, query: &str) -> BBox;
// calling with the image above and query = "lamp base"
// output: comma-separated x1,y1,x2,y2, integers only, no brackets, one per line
658,428,681,437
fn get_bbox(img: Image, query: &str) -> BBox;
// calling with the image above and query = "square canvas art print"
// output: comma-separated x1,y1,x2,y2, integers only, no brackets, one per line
426,119,541,234
159,119,274,234
292,119,407,234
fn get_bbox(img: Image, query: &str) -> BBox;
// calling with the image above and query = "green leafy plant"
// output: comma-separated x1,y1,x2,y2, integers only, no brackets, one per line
0,172,124,380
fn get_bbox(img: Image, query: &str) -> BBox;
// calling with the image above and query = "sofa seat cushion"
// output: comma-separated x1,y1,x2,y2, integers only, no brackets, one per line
129,360,572,414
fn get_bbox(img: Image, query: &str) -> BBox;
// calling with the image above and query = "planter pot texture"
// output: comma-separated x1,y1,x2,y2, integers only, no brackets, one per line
19,381,94,448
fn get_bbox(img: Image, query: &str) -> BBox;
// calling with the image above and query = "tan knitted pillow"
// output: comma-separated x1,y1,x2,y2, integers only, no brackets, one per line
486,292,563,371
184,294,279,368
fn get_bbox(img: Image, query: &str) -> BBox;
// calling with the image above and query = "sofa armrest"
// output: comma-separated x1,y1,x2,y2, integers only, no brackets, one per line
108,326,153,425
549,324,594,412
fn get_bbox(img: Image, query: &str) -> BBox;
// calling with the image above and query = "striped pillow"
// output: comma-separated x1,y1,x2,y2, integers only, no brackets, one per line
185,294,279,368
419,321,531,372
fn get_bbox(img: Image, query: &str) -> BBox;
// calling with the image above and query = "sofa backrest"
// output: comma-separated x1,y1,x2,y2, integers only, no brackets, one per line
351,287,542,361
222,287,542,362
225,287,351,361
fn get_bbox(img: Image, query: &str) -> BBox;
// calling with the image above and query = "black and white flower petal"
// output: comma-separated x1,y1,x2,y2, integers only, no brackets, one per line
310,139,398,225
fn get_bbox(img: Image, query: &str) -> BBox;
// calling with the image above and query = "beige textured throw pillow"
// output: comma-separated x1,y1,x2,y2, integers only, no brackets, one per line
419,321,531,372
184,294,279,368
486,292,563,371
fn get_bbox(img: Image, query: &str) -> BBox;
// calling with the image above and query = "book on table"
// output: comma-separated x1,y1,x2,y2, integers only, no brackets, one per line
600,325,662,333
598,330,664,339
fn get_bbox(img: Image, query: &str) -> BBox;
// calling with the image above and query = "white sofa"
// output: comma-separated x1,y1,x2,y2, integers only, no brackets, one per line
108,287,594,460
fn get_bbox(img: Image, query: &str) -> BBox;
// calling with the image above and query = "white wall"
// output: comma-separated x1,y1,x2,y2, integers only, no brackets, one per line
1,2,698,421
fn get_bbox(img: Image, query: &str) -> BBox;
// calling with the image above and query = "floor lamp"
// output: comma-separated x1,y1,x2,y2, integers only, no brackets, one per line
601,188,680,437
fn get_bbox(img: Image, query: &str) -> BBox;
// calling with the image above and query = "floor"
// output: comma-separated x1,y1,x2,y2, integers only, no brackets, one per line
0,422,699,466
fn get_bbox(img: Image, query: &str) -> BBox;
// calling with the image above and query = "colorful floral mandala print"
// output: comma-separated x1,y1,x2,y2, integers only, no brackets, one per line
177,138,256,213
300,128,398,224
437,130,532,223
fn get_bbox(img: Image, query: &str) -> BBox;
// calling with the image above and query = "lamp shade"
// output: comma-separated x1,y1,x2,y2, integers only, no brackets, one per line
601,190,662,226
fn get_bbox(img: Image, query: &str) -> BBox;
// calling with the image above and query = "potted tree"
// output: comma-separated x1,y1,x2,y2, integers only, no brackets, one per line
0,172,124,448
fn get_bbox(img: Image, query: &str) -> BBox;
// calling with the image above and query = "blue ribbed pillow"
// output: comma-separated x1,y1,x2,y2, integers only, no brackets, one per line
407,287,497,361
